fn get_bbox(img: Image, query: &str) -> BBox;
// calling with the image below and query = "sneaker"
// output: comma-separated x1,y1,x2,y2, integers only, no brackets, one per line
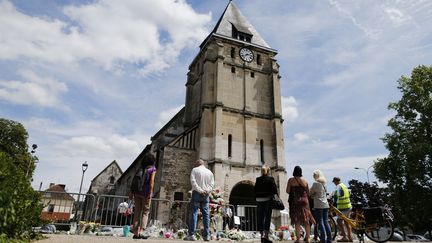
204,236,210,241
184,235,197,241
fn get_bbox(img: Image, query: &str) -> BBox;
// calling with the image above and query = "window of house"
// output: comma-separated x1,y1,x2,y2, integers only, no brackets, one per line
231,47,235,58
260,139,264,163
231,67,235,73
251,72,255,78
48,204,55,213
257,54,261,65
228,134,232,157
109,176,115,185
174,192,184,201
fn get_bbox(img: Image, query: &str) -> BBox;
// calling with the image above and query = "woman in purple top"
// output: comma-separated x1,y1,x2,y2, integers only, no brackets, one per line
129,153,157,239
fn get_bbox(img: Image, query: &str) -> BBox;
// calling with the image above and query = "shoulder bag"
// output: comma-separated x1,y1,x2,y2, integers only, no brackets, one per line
270,194,285,210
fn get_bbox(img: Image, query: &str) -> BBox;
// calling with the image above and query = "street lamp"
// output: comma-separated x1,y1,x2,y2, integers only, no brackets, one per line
78,161,88,201
26,144,38,177
354,165,373,183
74,161,88,231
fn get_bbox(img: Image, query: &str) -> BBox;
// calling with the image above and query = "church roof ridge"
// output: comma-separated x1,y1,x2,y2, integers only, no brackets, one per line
200,1,271,49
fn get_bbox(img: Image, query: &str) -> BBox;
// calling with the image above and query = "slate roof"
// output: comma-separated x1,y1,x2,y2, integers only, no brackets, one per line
201,1,271,49
43,184,75,201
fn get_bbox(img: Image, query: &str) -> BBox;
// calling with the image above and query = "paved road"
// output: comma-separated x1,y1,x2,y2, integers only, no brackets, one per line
36,234,413,243
36,234,195,243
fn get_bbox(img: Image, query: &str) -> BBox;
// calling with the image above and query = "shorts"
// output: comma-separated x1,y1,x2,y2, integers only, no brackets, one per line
337,208,351,221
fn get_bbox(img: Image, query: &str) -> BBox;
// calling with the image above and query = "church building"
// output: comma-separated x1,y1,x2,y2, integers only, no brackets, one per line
115,1,287,224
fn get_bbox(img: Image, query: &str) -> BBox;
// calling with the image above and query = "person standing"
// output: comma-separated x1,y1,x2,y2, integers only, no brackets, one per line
332,177,352,242
286,166,316,243
129,153,157,239
310,170,332,243
255,165,278,243
222,205,233,230
184,159,215,241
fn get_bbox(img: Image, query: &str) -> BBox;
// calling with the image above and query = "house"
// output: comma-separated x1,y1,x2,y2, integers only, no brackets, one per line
84,160,123,224
87,160,123,195
40,183,75,223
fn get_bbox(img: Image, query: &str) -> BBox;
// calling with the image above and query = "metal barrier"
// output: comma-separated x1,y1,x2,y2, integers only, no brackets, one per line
39,191,95,227
170,200,190,229
93,195,171,228
236,204,257,231
92,194,132,227
39,191,279,232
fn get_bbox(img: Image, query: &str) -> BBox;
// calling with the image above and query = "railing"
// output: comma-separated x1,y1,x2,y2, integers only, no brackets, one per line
38,191,274,232
237,204,257,231
92,194,133,227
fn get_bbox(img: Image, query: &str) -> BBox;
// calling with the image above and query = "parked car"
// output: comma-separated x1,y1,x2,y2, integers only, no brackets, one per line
424,232,431,240
406,234,429,242
389,231,404,241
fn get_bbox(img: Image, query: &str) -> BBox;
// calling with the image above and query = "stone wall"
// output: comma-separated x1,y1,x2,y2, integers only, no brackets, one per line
89,162,122,195
157,146,197,201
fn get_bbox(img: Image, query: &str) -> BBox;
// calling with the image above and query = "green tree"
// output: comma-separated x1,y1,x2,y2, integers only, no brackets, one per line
0,118,42,241
374,65,432,232
0,118,37,178
348,179,389,207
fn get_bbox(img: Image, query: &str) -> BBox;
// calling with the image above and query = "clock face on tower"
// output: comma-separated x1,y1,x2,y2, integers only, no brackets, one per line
239,47,254,62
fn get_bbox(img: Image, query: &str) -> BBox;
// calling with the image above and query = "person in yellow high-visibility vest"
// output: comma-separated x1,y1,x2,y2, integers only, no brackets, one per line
332,177,353,242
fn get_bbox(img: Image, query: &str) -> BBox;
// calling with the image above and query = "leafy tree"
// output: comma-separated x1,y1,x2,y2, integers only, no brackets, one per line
0,118,43,240
374,65,432,232
0,118,37,178
348,179,389,207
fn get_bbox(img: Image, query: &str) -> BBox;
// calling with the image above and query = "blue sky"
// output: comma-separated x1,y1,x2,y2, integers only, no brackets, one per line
1,0,431,193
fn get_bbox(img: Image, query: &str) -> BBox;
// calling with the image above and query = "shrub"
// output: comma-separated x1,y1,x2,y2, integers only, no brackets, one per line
0,152,43,240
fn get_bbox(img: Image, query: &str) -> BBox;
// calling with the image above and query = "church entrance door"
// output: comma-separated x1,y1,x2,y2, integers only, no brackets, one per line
229,180,257,231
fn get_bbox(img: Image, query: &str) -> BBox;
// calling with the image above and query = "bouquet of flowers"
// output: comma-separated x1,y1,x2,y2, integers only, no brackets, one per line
226,229,246,241
79,221,100,234
209,186,225,217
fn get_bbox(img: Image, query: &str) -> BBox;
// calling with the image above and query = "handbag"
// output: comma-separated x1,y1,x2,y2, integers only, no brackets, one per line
270,194,285,210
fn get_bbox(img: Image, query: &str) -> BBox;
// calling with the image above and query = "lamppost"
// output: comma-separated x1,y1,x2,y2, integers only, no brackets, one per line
354,165,373,183
77,161,88,222
26,144,38,177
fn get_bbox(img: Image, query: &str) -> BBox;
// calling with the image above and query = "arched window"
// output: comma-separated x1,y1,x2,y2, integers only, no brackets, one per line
260,139,264,163
228,134,232,158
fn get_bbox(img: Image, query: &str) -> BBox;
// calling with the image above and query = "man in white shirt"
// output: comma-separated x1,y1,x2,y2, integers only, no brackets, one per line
184,159,214,241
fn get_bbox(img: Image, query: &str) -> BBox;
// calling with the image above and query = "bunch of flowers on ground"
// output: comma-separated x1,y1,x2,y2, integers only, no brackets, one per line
79,221,100,234
226,228,246,241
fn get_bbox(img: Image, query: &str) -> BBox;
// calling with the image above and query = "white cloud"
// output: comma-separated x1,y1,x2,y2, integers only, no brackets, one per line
155,105,183,129
24,116,150,192
385,8,411,26
281,96,298,122
327,0,381,39
294,132,309,142
0,0,211,74
0,69,67,108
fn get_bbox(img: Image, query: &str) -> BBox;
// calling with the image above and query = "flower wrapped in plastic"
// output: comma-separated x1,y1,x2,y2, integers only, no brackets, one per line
226,228,246,241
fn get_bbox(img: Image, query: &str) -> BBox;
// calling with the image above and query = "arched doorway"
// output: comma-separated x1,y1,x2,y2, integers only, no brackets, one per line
229,180,257,231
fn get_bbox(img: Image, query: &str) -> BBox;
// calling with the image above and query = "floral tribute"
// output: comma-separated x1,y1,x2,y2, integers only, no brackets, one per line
209,186,225,217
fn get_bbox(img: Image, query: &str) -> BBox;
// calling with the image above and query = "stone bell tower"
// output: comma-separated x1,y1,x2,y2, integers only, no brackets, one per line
184,1,287,207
